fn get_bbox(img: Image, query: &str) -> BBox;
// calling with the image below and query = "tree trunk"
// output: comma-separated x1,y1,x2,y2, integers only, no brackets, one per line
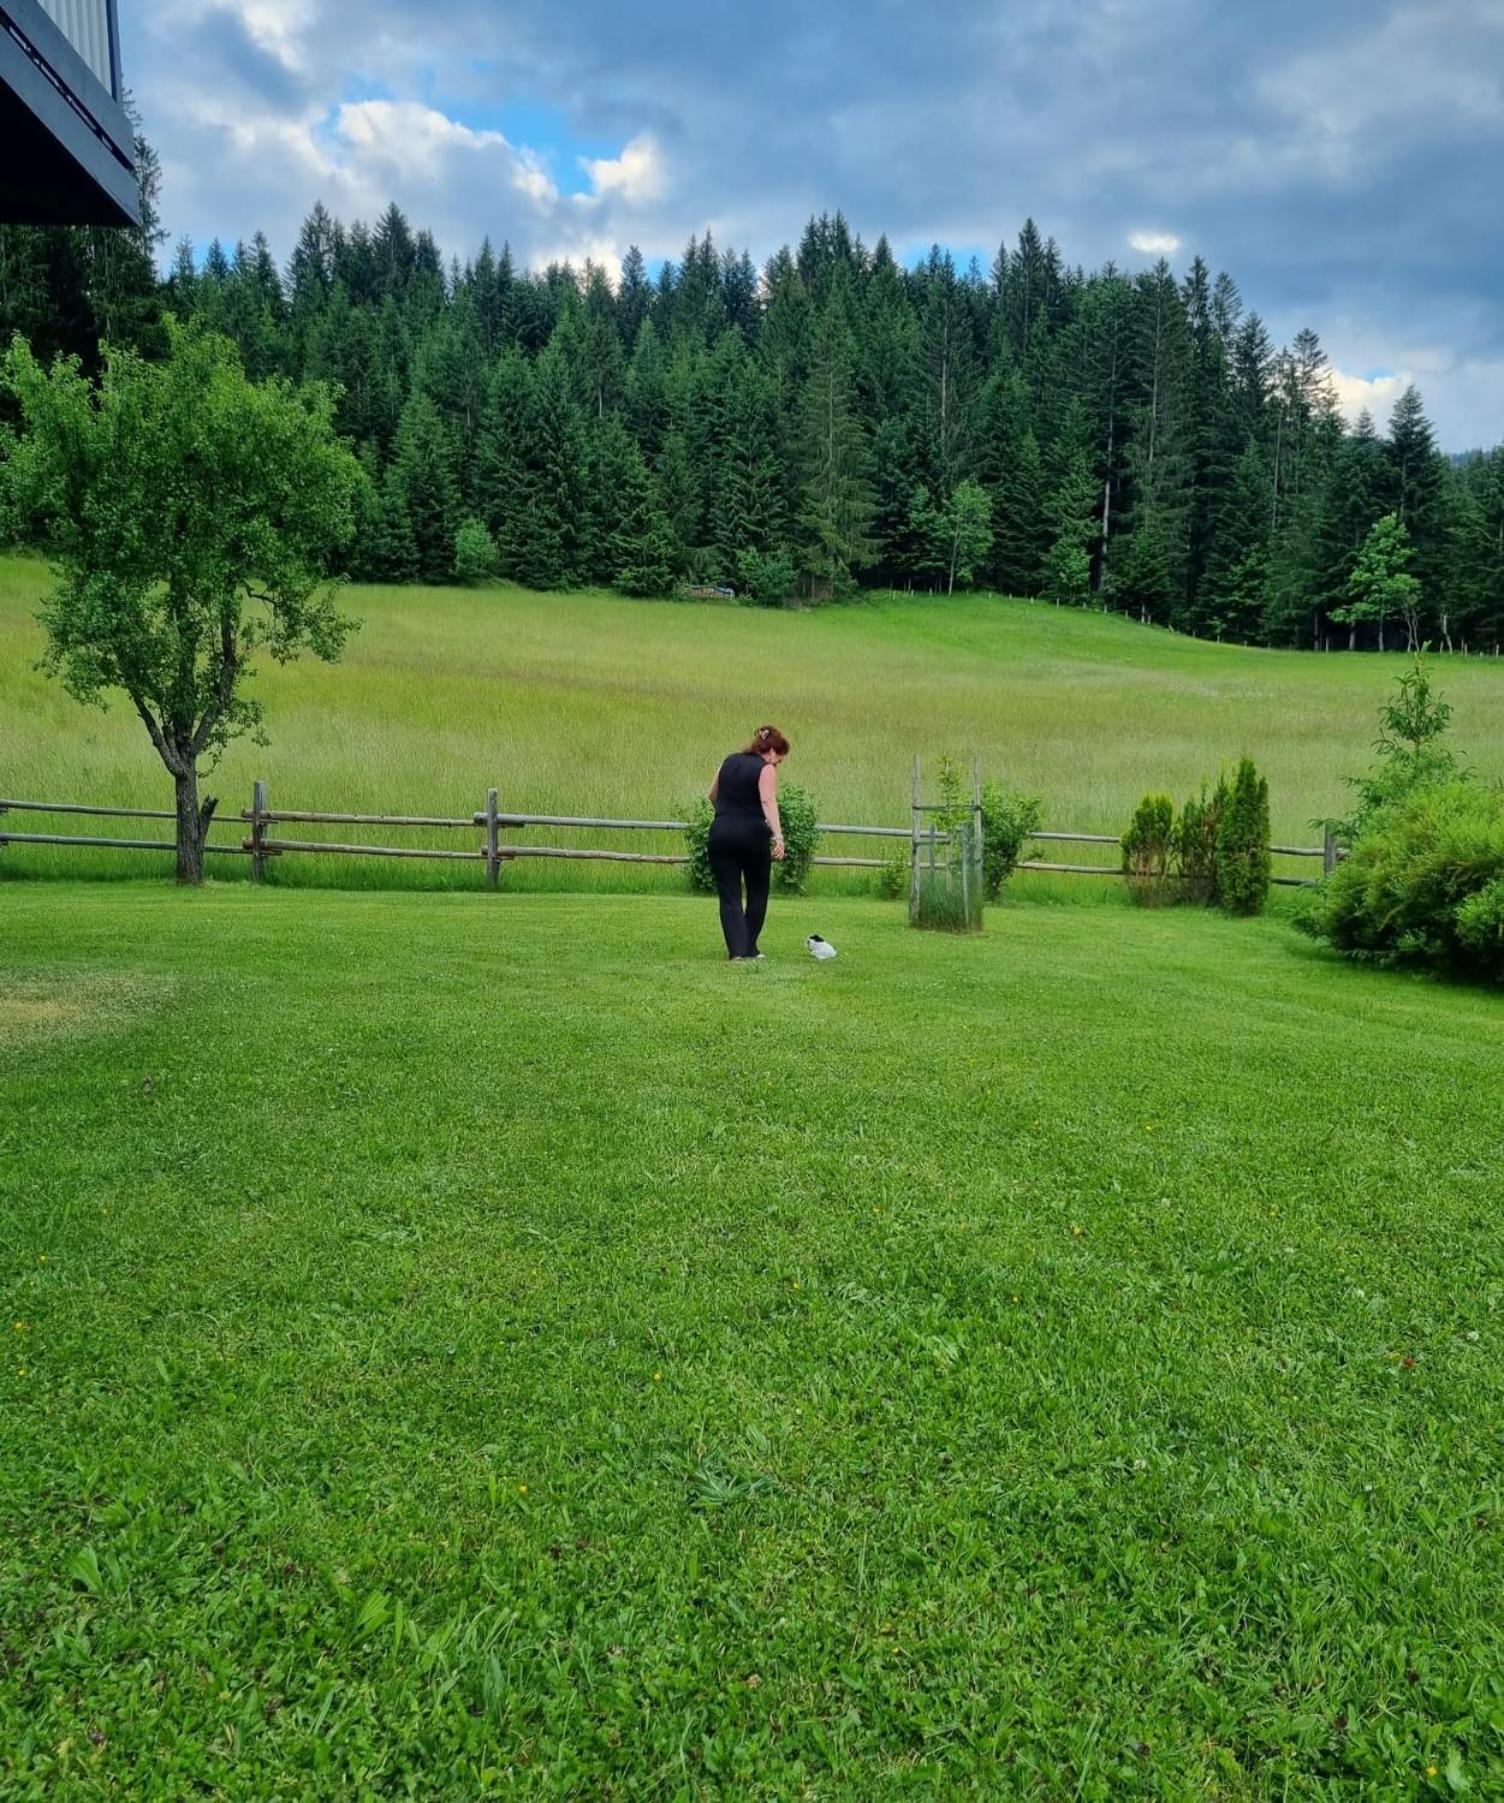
173,767,215,885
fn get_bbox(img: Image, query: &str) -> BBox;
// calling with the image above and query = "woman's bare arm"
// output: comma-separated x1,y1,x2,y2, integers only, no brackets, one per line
759,763,785,859
708,770,719,803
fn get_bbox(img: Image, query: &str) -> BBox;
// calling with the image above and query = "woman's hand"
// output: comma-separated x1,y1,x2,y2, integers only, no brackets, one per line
771,835,786,862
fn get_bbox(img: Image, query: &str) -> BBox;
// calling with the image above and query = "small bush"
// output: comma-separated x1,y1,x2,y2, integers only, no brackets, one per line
979,781,1043,899
683,779,820,896
453,517,499,586
685,797,715,894
1330,655,1464,844
1122,793,1175,904
773,780,819,893
1215,758,1270,915
735,546,797,607
1304,781,1504,981
877,846,908,900
1176,777,1228,906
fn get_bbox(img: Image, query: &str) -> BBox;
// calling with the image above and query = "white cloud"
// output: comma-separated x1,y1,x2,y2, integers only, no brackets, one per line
1128,230,1180,254
332,101,558,207
579,133,667,205
1328,366,1409,428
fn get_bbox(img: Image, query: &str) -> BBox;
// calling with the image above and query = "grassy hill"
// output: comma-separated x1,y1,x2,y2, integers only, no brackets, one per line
4,552,1503,888
3,883,1501,1793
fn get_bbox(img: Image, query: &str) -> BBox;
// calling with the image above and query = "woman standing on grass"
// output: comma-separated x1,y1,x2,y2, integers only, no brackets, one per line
707,724,789,960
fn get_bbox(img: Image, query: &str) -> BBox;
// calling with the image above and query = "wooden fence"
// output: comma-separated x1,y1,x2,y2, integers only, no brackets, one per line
0,785,1341,885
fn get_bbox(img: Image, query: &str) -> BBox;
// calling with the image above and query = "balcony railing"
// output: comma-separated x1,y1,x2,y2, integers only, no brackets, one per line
37,0,115,94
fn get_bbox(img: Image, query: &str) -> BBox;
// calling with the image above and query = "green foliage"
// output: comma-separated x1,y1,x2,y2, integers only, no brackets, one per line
2,320,361,880
6,196,1503,653
1332,653,1464,844
1455,877,1504,972
1121,793,1176,902
684,796,715,894
1304,780,1504,980
876,845,908,900
979,780,1043,898
772,778,819,893
452,517,499,586
912,756,984,930
1214,757,1271,915
1175,777,1229,906
1331,512,1420,650
1042,536,1091,608
683,780,820,895
735,545,797,607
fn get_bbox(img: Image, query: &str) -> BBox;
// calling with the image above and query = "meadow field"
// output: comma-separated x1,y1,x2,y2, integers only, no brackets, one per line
3,882,1502,1796
5,551,1504,892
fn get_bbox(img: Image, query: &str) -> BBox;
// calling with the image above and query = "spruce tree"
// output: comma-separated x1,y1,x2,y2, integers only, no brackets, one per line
795,295,876,598
388,393,460,584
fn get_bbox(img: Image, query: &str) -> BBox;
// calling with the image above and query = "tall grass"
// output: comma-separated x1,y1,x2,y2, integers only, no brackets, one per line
5,552,1503,893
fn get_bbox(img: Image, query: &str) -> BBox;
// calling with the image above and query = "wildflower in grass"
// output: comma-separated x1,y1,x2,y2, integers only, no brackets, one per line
652,1371,662,1382
517,1483,528,1495
1427,1766,1438,1778
12,1321,26,1332
1071,1225,1084,1238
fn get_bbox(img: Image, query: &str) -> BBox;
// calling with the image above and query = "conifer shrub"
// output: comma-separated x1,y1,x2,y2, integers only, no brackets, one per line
1121,793,1176,904
1175,777,1228,906
1215,757,1271,915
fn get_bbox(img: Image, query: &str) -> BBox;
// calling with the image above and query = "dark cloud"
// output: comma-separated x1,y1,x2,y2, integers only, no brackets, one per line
130,0,1503,443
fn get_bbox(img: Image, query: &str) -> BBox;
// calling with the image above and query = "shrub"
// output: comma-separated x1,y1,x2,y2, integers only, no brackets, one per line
979,781,1043,899
877,846,908,901
453,517,500,586
1122,793,1175,904
773,780,819,893
683,779,820,896
685,797,715,894
1175,777,1228,906
1329,654,1465,845
735,546,797,607
1456,878,1504,974
1304,781,1504,981
1215,758,1270,915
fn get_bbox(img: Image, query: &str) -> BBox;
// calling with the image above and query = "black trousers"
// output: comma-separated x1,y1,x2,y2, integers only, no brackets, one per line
708,821,772,958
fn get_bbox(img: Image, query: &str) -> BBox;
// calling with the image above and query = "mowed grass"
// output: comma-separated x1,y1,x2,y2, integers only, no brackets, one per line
5,552,1504,892
2,883,1501,1796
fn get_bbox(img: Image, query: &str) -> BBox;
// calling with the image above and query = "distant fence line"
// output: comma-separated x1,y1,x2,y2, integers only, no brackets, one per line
0,785,1342,886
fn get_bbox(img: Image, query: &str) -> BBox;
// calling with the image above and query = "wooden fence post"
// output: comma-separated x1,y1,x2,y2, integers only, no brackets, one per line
909,756,922,923
484,787,501,891
972,754,985,911
1322,824,1338,877
250,779,267,883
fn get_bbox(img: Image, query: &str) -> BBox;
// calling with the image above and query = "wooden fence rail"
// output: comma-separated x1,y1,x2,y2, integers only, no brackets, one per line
1,789,1341,885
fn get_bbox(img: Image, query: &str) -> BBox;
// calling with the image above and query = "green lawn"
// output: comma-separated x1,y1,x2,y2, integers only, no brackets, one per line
3,883,1500,1796
5,552,1504,892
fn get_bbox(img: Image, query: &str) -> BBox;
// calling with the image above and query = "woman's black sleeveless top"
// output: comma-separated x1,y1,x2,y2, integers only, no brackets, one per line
713,752,766,825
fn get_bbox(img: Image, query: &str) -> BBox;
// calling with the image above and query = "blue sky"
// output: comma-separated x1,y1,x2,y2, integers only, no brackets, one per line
128,0,1504,446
